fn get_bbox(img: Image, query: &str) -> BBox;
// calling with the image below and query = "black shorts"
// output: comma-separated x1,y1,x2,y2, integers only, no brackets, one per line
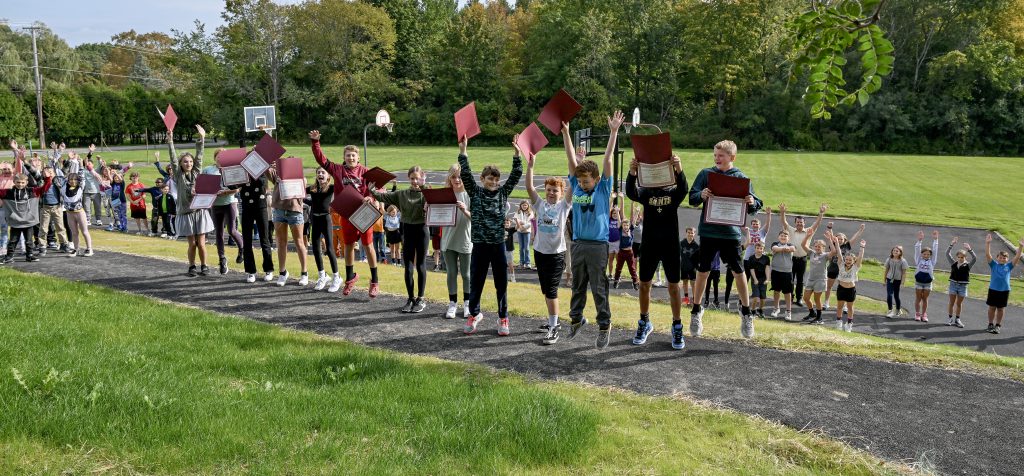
836,285,857,303
987,289,1010,309
697,236,743,274
386,230,402,245
680,268,696,280
130,209,147,219
534,250,566,299
639,239,680,283
770,270,793,294
827,261,840,279
751,282,767,299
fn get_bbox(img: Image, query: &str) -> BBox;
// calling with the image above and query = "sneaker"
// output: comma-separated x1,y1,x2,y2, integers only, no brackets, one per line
105,225,114,232
314,274,330,291
794,300,804,308
653,281,666,288
835,319,844,330
198,265,209,276
784,310,792,322
343,273,359,296
263,272,274,282
401,298,415,313
445,302,458,319
83,249,93,257
671,323,685,350
682,296,690,305
246,273,256,283
566,317,588,341
160,233,168,238
595,327,611,349
954,318,964,328
368,282,380,298
810,316,823,325
632,281,639,290
757,309,766,319
57,244,68,253
298,274,309,286
843,321,853,332
741,313,755,339
986,323,995,333
802,311,816,322
411,298,426,313
613,279,620,289
946,316,955,326
497,318,510,336
26,255,39,262
510,274,516,283
885,309,896,318
914,312,922,322
632,319,654,345
276,271,289,286
464,313,484,334
770,308,781,318
219,256,228,275
328,275,343,293
235,253,244,264
187,266,198,277
994,325,1002,334
463,301,470,318
0,255,12,265
921,313,929,323
67,249,77,257
823,302,830,311
542,324,560,345
689,308,704,337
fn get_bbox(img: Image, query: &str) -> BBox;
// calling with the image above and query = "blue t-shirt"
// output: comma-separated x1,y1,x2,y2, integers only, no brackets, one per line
989,260,1014,292
608,217,621,243
569,174,611,242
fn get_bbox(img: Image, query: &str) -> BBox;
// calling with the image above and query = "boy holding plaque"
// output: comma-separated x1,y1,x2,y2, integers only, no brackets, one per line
687,140,763,339
370,166,428,313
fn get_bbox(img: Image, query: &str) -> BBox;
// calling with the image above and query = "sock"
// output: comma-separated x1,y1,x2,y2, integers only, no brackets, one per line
548,315,558,328
640,313,649,322
449,294,457,302
301,272,308,276
847,318,853,323
684,293,689,299
370,267,379,283
346,265,354,281
692,304,702,313
280,271,286,276
672,319,681,325
741,305,751,316
334,272,340,278
463,293,470,303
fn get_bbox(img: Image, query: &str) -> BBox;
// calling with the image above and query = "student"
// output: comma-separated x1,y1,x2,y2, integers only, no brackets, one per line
984,233,1023,334
0,169,52,263
126,172,148,235
384,205,402,265
504,218,518,283
429,225,444,271
679,227,699,306
372,205,386,263
625,153,688,348
613,225,639,290
137,177,166,236
883,245,909,318
238,166,275,283
526,154,571,344
0,161,12,252
441,164,473,319
310,131,381,298
769,229,797,321
607,202,623,278
105,171,128,233
268,162,309,286
730,207,771,310
945,237,976,328
207,163,245,273
513,200,534,269
745,242,770,318
168,125,214,276
459,136,522,335
306,168,342,292
35,162,69,253
823,222,865,310
688,140,763,339
560,111,624,348
832,234,866,332
152,151,179,202
60,172,93,256
801,232,835,323
371,166,429,313
781,203,826,307
913,230,940,322
703,252,721,310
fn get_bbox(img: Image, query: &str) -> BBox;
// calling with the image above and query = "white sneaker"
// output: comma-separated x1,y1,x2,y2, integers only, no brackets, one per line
263,272,274,282
328,274,343,293
276,271,289,287
82,249,94,257
843,321,853,332
771,308,781,318
784,310,792,321
445,301,458,319
314,273,329,290
885,309,896,318
824,302,830,311
298,274,309,286
835,319,843,330
510,274,516,283
246,273,256,283
463,300,471,318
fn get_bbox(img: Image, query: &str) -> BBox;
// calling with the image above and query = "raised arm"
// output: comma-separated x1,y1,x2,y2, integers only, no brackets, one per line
501,138,522,196
778,203,787,233
914,231,924,265
561,122,577,176
309,130,334,172
801,230,812,254
457,139,479,195
857,239,866,264
966,244,977,267
946,238,957,266
194,125,206,168
625,158,642,203
849,223,866,244
985,234,993,263
808,203,827,234
1014,238,1024,266
763,206,773,236
602,111,625,178
525,153,539,203
669,155,688,202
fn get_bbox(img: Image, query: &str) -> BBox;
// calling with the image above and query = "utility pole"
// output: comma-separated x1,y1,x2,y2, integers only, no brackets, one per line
24,25,46,147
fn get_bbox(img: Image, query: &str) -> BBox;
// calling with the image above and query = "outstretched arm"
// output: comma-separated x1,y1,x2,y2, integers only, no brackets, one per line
985,234,993,263
849,223,866,244
1014,239,1024,266
194,125,206,167
457,138,478,195
808,203,827,234
501,137,522,196
561,122,577,176
525,153,539,203
857,240,866,264
602,110,625,178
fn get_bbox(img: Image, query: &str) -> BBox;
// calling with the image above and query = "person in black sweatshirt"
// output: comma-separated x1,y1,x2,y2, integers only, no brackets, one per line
238,171,275,283
306,168,342,293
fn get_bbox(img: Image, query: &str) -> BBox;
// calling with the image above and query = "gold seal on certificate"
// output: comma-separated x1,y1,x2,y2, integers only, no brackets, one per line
190,194,216,210
637,161,675,188
705,196,747,226
426,204,457,227
276,178,305,199
221,165,249,186
348,202,382,233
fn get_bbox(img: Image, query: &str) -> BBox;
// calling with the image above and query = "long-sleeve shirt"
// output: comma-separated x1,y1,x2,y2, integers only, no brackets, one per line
306,184,334,216
914,239,940,278
687,166,762,240
371,187,425,224
947,247,977,283
61,184,85,211
137,186,167,214
625,170,688,244
458,153,522,244
167,137,205,215
0,177,52,227
312,140,371,206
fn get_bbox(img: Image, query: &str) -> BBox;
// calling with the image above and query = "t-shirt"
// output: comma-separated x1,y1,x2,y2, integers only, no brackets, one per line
633,221,643,243
805,250,829,283
569,175,612,242
532,197,571,255
989,260,1014,292
608,217,621,243
884,257,909,281
837,262,861,284
504,226,517,252
770,241,796,272
746,254,769,282
680,239,699,271
688,166,761,240
619,232,633,249
441,190,472,255
744,228,768,259
624,170,687,245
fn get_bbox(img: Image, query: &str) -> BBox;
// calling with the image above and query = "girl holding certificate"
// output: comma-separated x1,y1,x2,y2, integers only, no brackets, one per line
167,125,214,277
370,166,428,313
267,162,309,286
441,164,473,319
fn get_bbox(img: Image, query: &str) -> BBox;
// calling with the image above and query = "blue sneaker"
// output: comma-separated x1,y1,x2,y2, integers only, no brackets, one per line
632,319,653,345
671,323,685,350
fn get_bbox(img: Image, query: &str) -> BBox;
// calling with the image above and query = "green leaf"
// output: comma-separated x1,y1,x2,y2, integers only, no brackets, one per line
833,56,848,66
857,89,870,106
804,92,824,104
810,72,828,82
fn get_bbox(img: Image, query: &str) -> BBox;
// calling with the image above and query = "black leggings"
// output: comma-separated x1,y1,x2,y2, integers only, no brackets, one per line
213,203,244,258
310,213,338,274
793,256,807,301
402,223,428,299
241,205,274,274
469,243,509,318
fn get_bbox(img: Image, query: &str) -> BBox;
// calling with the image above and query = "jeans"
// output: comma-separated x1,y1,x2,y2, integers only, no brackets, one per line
213,203,244,259
0,211,7,250
374,231,386,261
516,231,531,266
886,279,903,311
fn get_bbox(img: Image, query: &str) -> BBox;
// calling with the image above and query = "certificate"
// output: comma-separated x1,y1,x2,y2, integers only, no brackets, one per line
190,194,216,210
637,161,675,188
222,165,249,186
348,201,382,233
705,196,747,226
277,178,305,199
426,204,457,227
241,151,270,178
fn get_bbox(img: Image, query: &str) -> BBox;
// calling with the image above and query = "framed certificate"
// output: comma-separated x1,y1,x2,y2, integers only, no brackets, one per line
242,151,270,178
277,178,305,199
705,196,747,226
637,161,675,188
348,201,382,233
222,165,249,186
190,194,216,210
426,204,457,227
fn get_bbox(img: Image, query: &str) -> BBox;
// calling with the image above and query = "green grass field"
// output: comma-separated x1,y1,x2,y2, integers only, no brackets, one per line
87,144,1024,239
0,269,902,474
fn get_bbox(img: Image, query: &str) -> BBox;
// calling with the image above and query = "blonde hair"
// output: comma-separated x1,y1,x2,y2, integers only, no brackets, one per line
715,140,737,156
343,145,359,156
447,164,461,185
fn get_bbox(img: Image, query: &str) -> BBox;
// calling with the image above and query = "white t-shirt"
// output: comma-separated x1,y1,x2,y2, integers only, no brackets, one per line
790,229,810,258
532,197,571,254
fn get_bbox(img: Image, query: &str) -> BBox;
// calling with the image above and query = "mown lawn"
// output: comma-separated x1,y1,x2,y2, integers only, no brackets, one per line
0,269,900,475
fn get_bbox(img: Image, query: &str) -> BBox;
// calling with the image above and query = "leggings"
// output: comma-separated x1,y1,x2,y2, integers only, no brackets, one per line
724,268,734,304
443,249,471,302
614,248,638,282
705,269,721,304
241,205,274,274
310,213,338,274
886,279,903,311
402,223,429,299
793,256,807,301
84,193,102,223
5,227,34,257
374,231,386,260
66,209,93,251
213,203,244,259
469,243,508,318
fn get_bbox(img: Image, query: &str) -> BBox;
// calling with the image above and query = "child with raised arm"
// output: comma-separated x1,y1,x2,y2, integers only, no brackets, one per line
60,172,93,256
625,152,688,349
946,237,976,328
883,245,908,318
781,203,826,307
769,228,797,321
168,125,214,276
0,169,52,264
309,130,381,298
238,167,274,283
441,164,473,319
459,137,522,335
267,162,309,286
913,230,940,322
525,153,571,344
823,222,866,310
984,234,1023,334
561,111,624,349
801,231,835,323
831,234,866,332
371,166,430,313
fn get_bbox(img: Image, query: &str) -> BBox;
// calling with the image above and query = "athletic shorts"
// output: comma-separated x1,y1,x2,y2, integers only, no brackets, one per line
948,281,969,297
987,289,1009,308
827,261,840,279
697,236,744,274
680,267,696,281
505,250,514,263
770,270,793,294
608,240,620,253
751,282,767,299
836,285,857,303
130,208,147,219
341,216,373,246
804,279,827,293
534,250,566,299
639,238,680,283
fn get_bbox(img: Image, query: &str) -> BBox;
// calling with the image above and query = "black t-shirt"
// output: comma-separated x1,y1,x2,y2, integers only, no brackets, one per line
680,239,700,268
504,226,517,251
625,170,688,243
745,254,770,282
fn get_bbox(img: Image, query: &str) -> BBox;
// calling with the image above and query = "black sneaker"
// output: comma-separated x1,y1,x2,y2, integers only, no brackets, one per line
219,256,228,275
986,323,995,333
566,317,587,341
632,281,639,290
0,255,12,265
794,300,804,307
235,253,244,264
596,326,611,349
411,298,426,313
187,266,198,277
401,298,415,313
802,311,816,322
993,325,1001,334
58,244,68,253
26,255,39,262
199,265,210,276
37,248,46,256
542,324,560,345
613,279,620,289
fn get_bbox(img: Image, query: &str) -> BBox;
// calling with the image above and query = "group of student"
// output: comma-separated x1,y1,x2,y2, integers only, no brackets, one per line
4,111,1022,346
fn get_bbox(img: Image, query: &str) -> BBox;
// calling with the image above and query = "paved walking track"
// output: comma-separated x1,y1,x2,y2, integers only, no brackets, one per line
10,251,1024,475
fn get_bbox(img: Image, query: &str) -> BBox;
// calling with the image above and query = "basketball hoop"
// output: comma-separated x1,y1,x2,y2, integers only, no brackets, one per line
365,109,395,166
384,123,394,133
376,109,391,127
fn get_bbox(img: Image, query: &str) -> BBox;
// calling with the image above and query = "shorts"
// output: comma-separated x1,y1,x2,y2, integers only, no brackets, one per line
770,270,793,294
986,289,1009,308
608,240,620,253
697,236,743,274
534,250,566,299
505,250,514,263
341,216,373,246
386,229,402,245
751,282,767,299
273,209,304,225
804,279,827,293
827,261,839,280
680,267,696,281
639,238,680,283
836,285,857,303
948,281,969,297
130,208,147,219
915,281,933,291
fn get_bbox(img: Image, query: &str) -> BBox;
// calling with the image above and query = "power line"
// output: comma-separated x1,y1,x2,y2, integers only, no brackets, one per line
0,63,180,84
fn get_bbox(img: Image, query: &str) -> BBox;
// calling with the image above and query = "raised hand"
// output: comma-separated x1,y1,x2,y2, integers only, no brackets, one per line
819,203,828,213
512,134,523,158
629,157,639,175
951,236,958,245
458,136,468,156
857,223,866,232
309,130,321,141
986,233,992,244
561,121,570,134
932,230,940,240
608,110,625,131
860,240,866,248
671,154,681,173
8,140,16,150
196,124,206,138
778,203,787,213
88,144,96,152
59,142,66,151
964,243,972,252
917,230,925,241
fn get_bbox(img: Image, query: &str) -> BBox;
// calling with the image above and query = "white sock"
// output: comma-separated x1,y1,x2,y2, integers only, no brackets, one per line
548,315,559,328
319,270,327,278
